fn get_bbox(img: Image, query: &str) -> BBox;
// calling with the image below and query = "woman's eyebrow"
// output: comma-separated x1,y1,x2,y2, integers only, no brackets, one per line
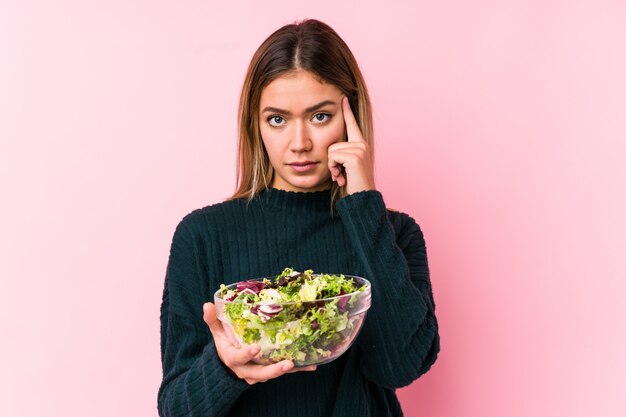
261,100,337,115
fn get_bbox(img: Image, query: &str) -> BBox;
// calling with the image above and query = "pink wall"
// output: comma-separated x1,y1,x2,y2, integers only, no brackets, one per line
1,1,625,416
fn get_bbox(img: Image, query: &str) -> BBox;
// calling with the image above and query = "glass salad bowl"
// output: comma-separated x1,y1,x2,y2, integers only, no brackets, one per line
214,269,371,367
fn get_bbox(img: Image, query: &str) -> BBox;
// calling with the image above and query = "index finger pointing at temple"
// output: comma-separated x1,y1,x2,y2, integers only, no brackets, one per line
342,96,365,143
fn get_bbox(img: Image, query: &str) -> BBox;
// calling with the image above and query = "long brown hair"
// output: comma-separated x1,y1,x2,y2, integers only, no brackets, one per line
229,19,374,207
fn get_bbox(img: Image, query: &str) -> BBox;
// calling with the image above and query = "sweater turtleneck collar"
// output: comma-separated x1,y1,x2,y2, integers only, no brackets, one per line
257,187,333,212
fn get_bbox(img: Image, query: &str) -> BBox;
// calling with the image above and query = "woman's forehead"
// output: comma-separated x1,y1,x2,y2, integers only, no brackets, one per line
260,71,342,112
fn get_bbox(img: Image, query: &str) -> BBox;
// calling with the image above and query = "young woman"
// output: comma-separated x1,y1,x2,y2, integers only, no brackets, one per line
158,19,440,417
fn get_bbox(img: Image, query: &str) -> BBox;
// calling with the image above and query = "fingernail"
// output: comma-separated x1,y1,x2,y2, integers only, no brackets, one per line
282,362,293,371
250,345,260,355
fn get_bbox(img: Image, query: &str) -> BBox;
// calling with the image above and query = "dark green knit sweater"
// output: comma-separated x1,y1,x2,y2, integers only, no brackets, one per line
158,188,439,417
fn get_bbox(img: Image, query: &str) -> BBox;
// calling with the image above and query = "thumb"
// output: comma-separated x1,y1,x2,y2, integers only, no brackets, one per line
203,302,222,333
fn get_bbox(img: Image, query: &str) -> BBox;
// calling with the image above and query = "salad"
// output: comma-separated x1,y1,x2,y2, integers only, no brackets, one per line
217,267,370,365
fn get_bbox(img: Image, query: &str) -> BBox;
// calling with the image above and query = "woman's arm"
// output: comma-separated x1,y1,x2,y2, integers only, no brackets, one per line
336,190,440,389
158,311,250,416
157,218,250,417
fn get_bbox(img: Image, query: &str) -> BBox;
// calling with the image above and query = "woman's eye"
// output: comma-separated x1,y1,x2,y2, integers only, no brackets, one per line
267,115,285,127
313,113,331,123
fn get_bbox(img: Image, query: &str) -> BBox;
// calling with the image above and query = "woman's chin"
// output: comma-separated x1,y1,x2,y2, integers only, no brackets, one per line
275,177,332,192
295,178,332,192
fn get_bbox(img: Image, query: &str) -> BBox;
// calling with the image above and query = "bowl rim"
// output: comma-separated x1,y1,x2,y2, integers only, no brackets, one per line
213,273,371,306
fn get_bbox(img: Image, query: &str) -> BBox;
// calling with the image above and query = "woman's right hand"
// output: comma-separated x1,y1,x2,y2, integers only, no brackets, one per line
203,302,317,385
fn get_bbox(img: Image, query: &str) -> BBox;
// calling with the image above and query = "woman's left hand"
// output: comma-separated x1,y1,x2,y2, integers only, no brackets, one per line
327,96,376,195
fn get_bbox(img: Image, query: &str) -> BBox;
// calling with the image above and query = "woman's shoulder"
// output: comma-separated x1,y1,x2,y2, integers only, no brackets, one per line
385,206,417,225
174,198,249,234
385,207,425,241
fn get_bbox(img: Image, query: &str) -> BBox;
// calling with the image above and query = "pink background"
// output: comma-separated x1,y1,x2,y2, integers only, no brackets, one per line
1,1,625,416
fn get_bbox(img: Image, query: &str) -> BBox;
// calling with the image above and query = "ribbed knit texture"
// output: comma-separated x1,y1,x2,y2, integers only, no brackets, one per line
158,188,440,417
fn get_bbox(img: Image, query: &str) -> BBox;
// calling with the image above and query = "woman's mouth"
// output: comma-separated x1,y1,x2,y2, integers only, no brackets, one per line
288,161,318,173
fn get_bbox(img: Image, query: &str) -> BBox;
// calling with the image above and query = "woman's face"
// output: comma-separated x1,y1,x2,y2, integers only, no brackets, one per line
259,70,346,192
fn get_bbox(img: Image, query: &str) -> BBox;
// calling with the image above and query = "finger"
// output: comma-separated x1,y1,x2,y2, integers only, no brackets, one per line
342,96,365,143
327,146,355,175
327,137,361,175
328,145,368,168
203,302,233,346
328,141,367,152
223,344,262,368
330,169,345,186
203,302,223,334
286,364,317,373
327,163,345,185
327,150,357,187
327,157,342,180
328,150,360,169
243,360,295,384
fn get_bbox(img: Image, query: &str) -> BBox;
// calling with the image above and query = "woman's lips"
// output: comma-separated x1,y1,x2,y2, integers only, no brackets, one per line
288,162,318,173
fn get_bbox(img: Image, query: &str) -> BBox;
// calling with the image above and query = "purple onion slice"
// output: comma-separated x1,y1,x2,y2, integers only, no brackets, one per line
250,304,283,322
237,280,267,294
337,296,349,313
258,304,283,315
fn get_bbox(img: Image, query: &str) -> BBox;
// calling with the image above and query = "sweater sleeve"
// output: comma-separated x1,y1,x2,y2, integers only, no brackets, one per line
336,190,440,389
157,217,249,417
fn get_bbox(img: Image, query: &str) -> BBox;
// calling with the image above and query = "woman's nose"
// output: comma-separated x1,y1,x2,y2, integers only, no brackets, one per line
289,120,312,152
